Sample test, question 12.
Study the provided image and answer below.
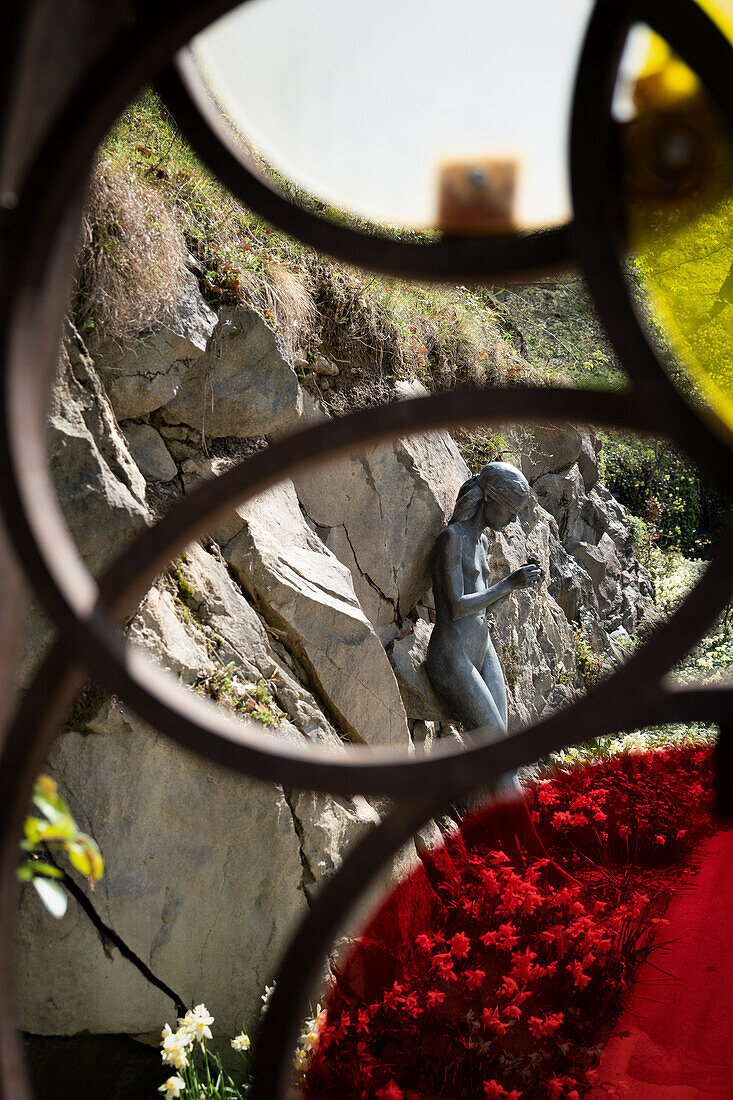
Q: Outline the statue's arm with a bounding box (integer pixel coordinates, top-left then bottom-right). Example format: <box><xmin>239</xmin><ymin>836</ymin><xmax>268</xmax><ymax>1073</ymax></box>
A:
<box><xmin>441</xmin><ymin>530</ymin><xmax>514</xmax><ymax>621</ymax></box>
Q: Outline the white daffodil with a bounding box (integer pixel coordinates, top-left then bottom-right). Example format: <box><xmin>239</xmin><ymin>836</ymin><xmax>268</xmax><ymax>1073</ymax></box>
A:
<box><xmin>180</xmin><ymin>1003</ymin><xmax>214</xmax><ymax>1045</ymax></box>
<box><xmin>260</xmin><ymin>983</ymin><xmax>275</xmax><ymax>1017</ymax></box>
<box><xmin>158</xmin><ymin>1075</ymin><xmax>185</xmax><ymax>1100</ymax></box>
<box><xmin>160</xmin><ymin>1028</ymin><xmax>190</xmax><ymax>1071</ymax></box>
<box><xmin>231</xmin><ymin>1032</ymin><xmax>251</xmax><ymax>1052</ymax></box>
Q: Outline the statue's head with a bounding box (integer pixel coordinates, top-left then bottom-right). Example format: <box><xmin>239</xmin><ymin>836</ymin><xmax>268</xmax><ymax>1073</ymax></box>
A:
<box><xmin>450</xmin><ymin>461</ymin><xmax>530</xmax><ymax>530</ymax></box>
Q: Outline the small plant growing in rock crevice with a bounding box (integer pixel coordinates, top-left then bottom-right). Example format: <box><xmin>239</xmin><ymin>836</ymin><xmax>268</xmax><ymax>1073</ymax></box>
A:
<box><xmin>573</xmin><ymin>627</ymin><xmax>606</xmax><ymax>688</ymax></box>
<box><xmin>195</xmin><ymin>664</ymin><xmax>284</xmax><ymax>728</ymax></box>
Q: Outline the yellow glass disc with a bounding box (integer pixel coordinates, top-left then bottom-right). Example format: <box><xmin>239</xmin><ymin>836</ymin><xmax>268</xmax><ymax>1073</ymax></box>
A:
<box><xmin>624</xmin><ymin>3</ymin><xmax>733</xmax><ymax>429</ymax></box>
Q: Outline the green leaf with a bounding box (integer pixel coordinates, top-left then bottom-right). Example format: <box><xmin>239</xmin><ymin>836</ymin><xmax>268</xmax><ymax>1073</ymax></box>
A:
<box><xmin>32</xmin><ymin>861</ymin><xmax>65</xmax><ymax>880</ymax></box>
<box><xmin>38</xmin><ymin>817</ymin><xmax>77</xmax><ymax>843</ymax></box>
<box><xmin>33</xmin><ymin>877</ymin><xmax>68</xmax><ymax>918</ymax></box>
<box><xmin>68</xmin><ymin>838</ymin><xmax>104</xmax><ymax>881</ymax></box>
<box><xmin>23</xmin><ymin>816</ymin><xmax>44</xmax><ymax>846</ymax></box>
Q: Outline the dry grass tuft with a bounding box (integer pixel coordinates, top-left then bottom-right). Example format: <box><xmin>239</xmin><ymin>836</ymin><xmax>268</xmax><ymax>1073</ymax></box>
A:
<box><xmin>73</xmin><ymin>159</ymin><xmax>189</xmax><ymax>341</ymax></box>
<box><xmin>261</xmin><ymin>259</ymin><xmax>317</xmax><ymax>360</ymax></box>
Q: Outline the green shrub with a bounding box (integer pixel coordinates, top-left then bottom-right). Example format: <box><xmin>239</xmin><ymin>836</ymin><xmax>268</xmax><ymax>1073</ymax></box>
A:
<box><xmin>600</xmin><ymin>432</ymin><xmax>726</xmax><ymax>555</ymax></box>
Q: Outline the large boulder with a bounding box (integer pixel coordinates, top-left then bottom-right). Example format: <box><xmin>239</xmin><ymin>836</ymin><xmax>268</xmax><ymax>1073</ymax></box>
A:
<box><xmin>90</xmin><ymin>270</ymin><xmax>217</xmax><ymax>420</ymax></box>
<box><xmin>519</xmin><ymin>423</ymin><xmax>583</xmax><ymax>483</ymax></box>
<box><xmin>17</xmin><ymin>700</ymin><xmax>306</xmax><ymax>1040</ymax></box>
<box><xmin>220</xmin><ymin>480</ymin><xmax>411</xmax><ymax>748</ymax></box>
<box><xmin>160</xmin><ymin>308</ymin><xmax>303</xmax><ymax>440</ymax></box>
<box><xmin>294</xmin><ymin>394</ymin><xmax>470</xmax><ymax>643</ymax></box>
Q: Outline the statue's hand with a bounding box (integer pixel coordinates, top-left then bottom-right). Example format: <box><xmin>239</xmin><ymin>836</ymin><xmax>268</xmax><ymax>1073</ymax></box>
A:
<box><xmin>509</xmin><ymin>562</ymin><xmax>543</xmax><ymax>590</ymax></box>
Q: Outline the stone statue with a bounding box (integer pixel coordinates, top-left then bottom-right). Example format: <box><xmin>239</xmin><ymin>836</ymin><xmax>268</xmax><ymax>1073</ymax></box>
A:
<box><xmin>425</xmin><ymin>461</ymin><xmax>557</xmax><ymax>867</ymax></box>
<box><xmin>426</xmin><ymin>461</ymin><xmax>540</xmax><ymax>738</ymax></box>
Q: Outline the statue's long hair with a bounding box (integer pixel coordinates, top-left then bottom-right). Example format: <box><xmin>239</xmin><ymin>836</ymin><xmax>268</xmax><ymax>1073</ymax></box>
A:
<box><xmin>449</xmin><ymin>462</ymin><xmax>530</xmax><ymax>525</ymax></box>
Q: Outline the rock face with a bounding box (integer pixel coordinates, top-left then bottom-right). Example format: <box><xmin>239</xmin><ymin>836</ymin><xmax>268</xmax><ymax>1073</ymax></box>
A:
<box><xmin>19</xmin><ymin>315</ymin><xmax>659</xmax><ymax>1047</ymax></box>
<box><xmin>160</xmin><ymin>307</ymin><xmax>303</xmax><ymax>440</ymax></box>
<box><xmin>48</xmin><ymin>327</ymin><xmax>150</xmax><ymax>575</ymax></box>
<box><xmin>220</xmin><ymin>480</ymin><xmax>411</xmax><ymax>748</ymax></box>
<box><xmin>18</xmin><ymin>700</ymin><xmax>306</xmax><ymax>1040</ymax></box>
<box><xmin>534</xmin><ymin>468</ymin><xmax>657</xmax><ymax>641</ymax></box>
<box><xmin>387</xmin><ymin>424</ymin><xmax>657</xmax><ymax>730</ymax></box>
<box><xmin>121</xmin><ymin>422</ymin><xmax>178</xmax><ymax>483</ymax></box>
<box><xmin>90</xmin><ymin>270</ymin><xmax>217</xmax><ymax>420</ymax></box>
<box><xmin>295</xmin><ymin>416</ymin><xmax>470</xmax><ymax>644</ymax></box>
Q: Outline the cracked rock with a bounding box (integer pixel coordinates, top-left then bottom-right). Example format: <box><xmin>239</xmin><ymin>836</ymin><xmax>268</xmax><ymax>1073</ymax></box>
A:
<box><xmin>219</xmin><ymin>479</ymin><xmax>411</xmax><ymax>747</ymax></box>
<box><xmin>17</xmin><ymin>701</ymin><xmax>305</xmax><ymax>1040</ymax></box>
<box><xmin>160</xmin><ymin>308</ymin><xmax>302</xmax><ymax>440</ymax></box>
<box><xmin>294</xmin><ymin>392</ymin><xmax>469</xmax><ymax>639</ymax></box>
<box><xmin>90</xmin><ymin>269</ymin><xmax>217</xmax><ymax>420</ymax></box>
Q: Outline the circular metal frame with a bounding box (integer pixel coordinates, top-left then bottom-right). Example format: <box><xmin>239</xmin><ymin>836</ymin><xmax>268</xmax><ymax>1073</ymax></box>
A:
<box><xmin>160</xmin><ymin>48</ymin><xmax>574</xmax><ymax>283</ymax></box>
<box><xmin>1</xmin><ymin>2</ymin><xmax>732</xmax><ymax>1098</ymax></box>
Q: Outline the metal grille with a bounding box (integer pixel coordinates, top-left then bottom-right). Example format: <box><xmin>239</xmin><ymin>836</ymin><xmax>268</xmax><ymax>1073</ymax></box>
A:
<box><xmin>1</xmin><ymin>2</ymin><xmax>731</xmax><ymax>1097</ymax></box>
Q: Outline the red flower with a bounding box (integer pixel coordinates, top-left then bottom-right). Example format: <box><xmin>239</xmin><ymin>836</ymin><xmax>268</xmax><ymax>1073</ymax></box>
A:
<box><xmin>481</xmin><ymin>868</ymin><xmax>500</xmax><ymax>894</ymax></box>
<box><xmin>426</xmin><ymin>989</ymin><xmax>446</xmax><ymax>1007</ymax></box>
<box><xmin>383</xmin><ymin>982</ymin><xmax>404</xmax><ymax>1008</ymax></box>
<box><xmin>415</xmin><ymin>933</ymin><xmax>433</xmax><ymax>953</ymax></box>
<box><xmin>481</xmin><ymin>1007</ymin><xmax>508</xmax><ymax>1035</ymax></box>
<box><xmin>432</xmin><ymin>953</ymin><xmax>457</xmax><ymax>981</ymax></box>
<box><xmin>537</xmin><ymin>784</ymin><xmax>558</xmax><ymax>805</ymax></box>
<box><xmin>483</xmin><ymin>1082</ymin><xmax>505</xmax><ymax>1099</ymax></box>
<box><xmin>510</xmin><ymin>948</ymin><xmax>539</xmax><ymax>983</ymax></box>
<box><xmin>497</xmin><ymin>923</ymin><xmax>519</xmax><ymax>950</ymax></box>
<box><xmin>376</xmin><ymin>1083</ymin><xmax>403</xmax><ymax>1100</ymax></box>
<box><xmin>568</xmin><ymin>960</ymin><xmax>591</xmax><ymax>989</ymax></box>
<box><xmin>527</xmin><ymin>1012</ymin><xmax>564</xmax><ymax>1038</ymax></box>
<box><xmin>464</xmin><ymin>968</ymin><xmax>485</xmax><ymax>990</ymax></box>
<box><xmin>450</xmin><ymin>931</ymin><xmax>471</xmax><ymax>958</ymax></box>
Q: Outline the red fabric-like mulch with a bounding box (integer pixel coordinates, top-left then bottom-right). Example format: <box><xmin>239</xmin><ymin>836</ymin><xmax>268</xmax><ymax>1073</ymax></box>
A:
<box><xmin>304</xmin><ymin>745</ymin><xmax>718</xmax><ymax>1100</ymax></box>
<box><xmin>588</xmin><ymin>829</ymin><xmax>733</xmax><ymax>1099</ymax></box>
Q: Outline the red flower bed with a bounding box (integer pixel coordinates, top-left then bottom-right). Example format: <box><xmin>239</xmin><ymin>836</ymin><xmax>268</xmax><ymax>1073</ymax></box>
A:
<box><xmin>304</xmin><ymin>745</ymin><xmax>715</xmax><ymax>1100</ymax></box>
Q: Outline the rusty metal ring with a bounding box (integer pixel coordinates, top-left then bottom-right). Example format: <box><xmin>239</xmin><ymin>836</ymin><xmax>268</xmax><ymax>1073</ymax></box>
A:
<box><xmin>159</xmin><ymin>52</ymin><xmax>573</xmax><ymax>283</ymax></box>
<box><xmin>2</xmin><ymin>1</ymin><xmax>733</xmax><ymax>1097</ymax></box>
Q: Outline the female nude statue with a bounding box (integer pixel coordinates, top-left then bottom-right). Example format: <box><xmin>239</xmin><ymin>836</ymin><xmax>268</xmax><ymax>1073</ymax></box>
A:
<box><xmin>426</xmin><ymin>461</ymin><xmax>555</xmax><ymax>866</ymax></box>
<box><xmin>426</xmin><ymin>461</ymin><xmax>540</xmax><ymax>738</ymax></box>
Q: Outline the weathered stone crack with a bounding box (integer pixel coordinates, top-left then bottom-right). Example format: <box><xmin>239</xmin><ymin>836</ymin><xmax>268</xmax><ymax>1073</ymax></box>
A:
<box><xmin>46</xmin><ymin>852</ymin><xmax>186</xmax><ymax>1016</ymax></box>
<box><xmin>295</xmin><ymin>488</ymin><xmax>397</xmax><ymax>615</ymax></box>
<box><xmin>230</xmin><ymin>580</ymin><xmax>367</xmax><ymax>744</ymax></box>
<box><xmin>198</xmin><ymin>844</ymin><xmax>233</xmax><ymax>989</ymax></box>
<box><xmin>282</xmin><ymin>789</ymin><xmax>316</xmax><ymax>907</ymax></box>
<box><xmin>339</xmin><ymin>522</ymin><xmax>398</xmax><ymax>615</ymax></box>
